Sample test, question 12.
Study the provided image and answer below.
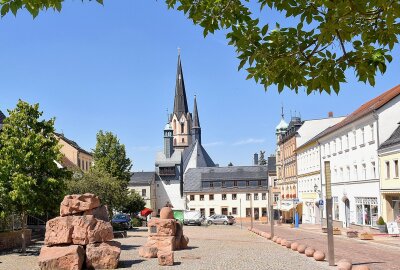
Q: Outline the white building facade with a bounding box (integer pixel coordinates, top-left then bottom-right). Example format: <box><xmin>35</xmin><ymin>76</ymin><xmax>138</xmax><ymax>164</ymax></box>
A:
<box><xmin>319</xmin><ymin>86</ymin><xmax>400</xmax><ymax>228</ymax></box>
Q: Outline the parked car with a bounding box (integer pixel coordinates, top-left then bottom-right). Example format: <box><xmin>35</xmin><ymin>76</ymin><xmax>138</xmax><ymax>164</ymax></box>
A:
<box><xmin>206</xmin><ymin>214</ymin><xmax>235</xmax><ymax>225</ymax></box>
<box><xmin>111</xmin><ymin>213</ymin><xmax>131</xmax><ymax>230</ymax></box>
<box><xmin>183</xmin><ymin>210</ymin><xmax>203</xmax><ymax>226</ymax></box>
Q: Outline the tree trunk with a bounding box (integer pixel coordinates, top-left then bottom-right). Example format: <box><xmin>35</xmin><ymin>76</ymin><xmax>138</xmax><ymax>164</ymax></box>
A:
<box><xmin>21</xmin><ymin>211</ymin><xmax>26</xmax><ymax>254</ymax></box>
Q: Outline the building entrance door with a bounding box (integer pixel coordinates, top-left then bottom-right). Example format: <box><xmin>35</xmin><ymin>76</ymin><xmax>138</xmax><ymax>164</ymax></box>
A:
<box><xmin>254</xmin><ymin>208</ymin><xmax>259</xmax><ymax>220</ymax></box>
<box><xmin>344</xmin><ymin>199</ymin><xmax>350</xmax><ymax>228</ymax></box>
<box><xmin>222</xmin><ymin>207</ymin><xmax>228</xmax><ymax>216</ymax></box>
<box><xmin>392</xmin><ymin>199</ymin><xmax>400</xmax><ymax>221</ymax></box>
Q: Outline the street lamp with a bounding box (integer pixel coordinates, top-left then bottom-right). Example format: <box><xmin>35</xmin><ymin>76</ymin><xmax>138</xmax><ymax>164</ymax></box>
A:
<box><xmin>314</xmin><ymin>184</ymin><xmax>323</xmax><ymax>227</ymax></box>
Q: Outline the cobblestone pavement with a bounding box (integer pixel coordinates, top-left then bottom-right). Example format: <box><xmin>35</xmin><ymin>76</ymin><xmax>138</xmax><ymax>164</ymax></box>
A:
<box><xmin>0</xmin><ymin>225</ymin><xmax>334</xmax><ymax>270</ymax></box>
<box><xmin>251</xmin><ymin>222</ymin><xmax>400</xmax><ymax>270</ymax></box>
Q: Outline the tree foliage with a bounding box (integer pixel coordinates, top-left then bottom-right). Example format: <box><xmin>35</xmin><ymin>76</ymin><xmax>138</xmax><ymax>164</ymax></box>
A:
<box><xmin>0</xmin><ymin>0</ymin><xmax>102</xmax><ymax>18</ymax></box>
<box><xmin>92</xmin><ymin>130</ymin><xmax>132</xmax><ymax>184</ymax></box>
<box><xmin>259</xmin><ymin>150</ymin><xmax>267</xmax><ymax>165</ymax></box>
<box><xmin>121</xmin><ymin>190</ymin><xmax>146</xmax><ymax>216</ymax></box>
<box><xmin>166</xmin><ymin>0</ymin><xmax>399</xmax><ymax>94</ymax></box>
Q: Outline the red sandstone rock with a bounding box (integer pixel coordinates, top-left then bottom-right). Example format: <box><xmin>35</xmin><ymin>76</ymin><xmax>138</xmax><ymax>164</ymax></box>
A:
<box><xmin>71</xmin><ymin>215</ymin><xmax>97</xmax><ymax>245</ymax></box>
<box><xmin>138</xmin><ymin>246</ymin><xmax>158</xmax><ymax>258</ymax></box>
<box><xmin>337</xmin><ymin>259</ymin><xmax>352</xmax><ymax>270</ymax></box>
<box><xmin>280</xmin><ymin>239</ymin><xmax>287</xmax><ymax>246</ymax></box>
<box><xmin>157</xmin><ymin>250</ymin><xmax>174</xmax><ymax>266</ymax></box>
<box><xmin>291</xmin><ymin>242</ymin><xmax>299</xmax><ymax>251</ymax></box>
<box><xmin>272</xmin><ymin>236</ymin><xmax>278</xmax><ymax>242</ymax></box>
<box><xmin>305</xmin><ymin>247</ymin><xmax>315</xmax><ymax>257</ymax></box>
<box><xmin>87</xmin><ymin>219</ymin><xmax>114</xmax><ymax>244</ymax></box>
<box><xmin>276</xmin><ymin>237</ymin><xmax>282</xmax><ymax>244</ymax></box>
<box><xmin>265</xmin><ymin>233</ymin><xmax>272</xmax><ymax>239</ymax></box>
<box><xmin>297</xmin><ymin>244</ymin><xmax>307</xmax><ymax>253</ymax></box>
<box><xmin>148</xmin><ymin>218</ymin><xmax>176</xmax><ymax>236</ymax></box>
<box><xmin>84</xmin><ymin>205</ymin><xmax>109</xmax><ymax>222</ymax></box>
<box><xmin>60</xmin><ymin>194</ymin><xmax>100</xmax><ymax>217</ymax></box>
<box><xmin>147</xmin><ymin>236</ymin><xmax>176</xmax><ymax>251</ymax></box>
<box><xmin>160</xmin><ymin>207</ymin><xmax>174</xmax><ymax>219</ymax></box>
<box><xmin>285</xmin><ymin>241</ymin><xmax>292</xmax><ymax>248</ymax></box>
<box><xmin>85</xmin><ymin>241</ymin><xmax>121</xmax><ymax>269</ymax></box>
<box><xmin>45</xmin><ymin>216</ymin><xmax>75</xmax><ymax>246</ymax></box>
<box><xmin>38</xmin><ymin>245</ymin><xmax>84</xmax><ymax>270</ymax></box>
<box><xmin>313</xmin><ymin>250</ymin><xmax>325</xmax><ymax>261</ymax></box>
<box><xmin>352</xmin><ymin>266</ymin><xmax>369</xmax><ymax>270</ymax></box>
<box><xmin>174</xmin><ymin>222</ymin><xmax>183</xmax><ymax>250</ymax></box>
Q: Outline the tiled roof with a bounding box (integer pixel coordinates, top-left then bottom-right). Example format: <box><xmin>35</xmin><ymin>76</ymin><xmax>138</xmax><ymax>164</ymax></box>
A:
<box><xmin>129</xmin><ymin>172</ymin><xmax>155</xmax><ymax>186</ymax></box>
<box><xmin>0</xmin><ymin>110</ymin><xmax>5</xmax><ymax>124</ymax></box>
<box><xmin>379</xmin><ymin>124</ymin><xmax>400</xmax><ymax>151</ymax></box>
<box><xmin>313</xmin><ymin>84</ymin><xmax>400</xmax><ymax>141</ymax></box>
<box><xmin>182</xmin><ymin>140</ymin><xmax>215</xmax><ymax>172</ymax></box>
<box><xmin>184</xmin><ymin>166</ymin><xmax>268</xmax><ymax>192</ymax></box>
<box><xmin>55</xmin><ymin>132</ymin><xmax>93</xmax><ymax>156</ymax></box>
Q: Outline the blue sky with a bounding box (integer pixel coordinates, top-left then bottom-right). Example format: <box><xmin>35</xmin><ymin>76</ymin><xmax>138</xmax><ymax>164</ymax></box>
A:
<box><xmin>1</xmin><ymin>1</ymin><xmax>399</xmax><ymax>171</ymax></box>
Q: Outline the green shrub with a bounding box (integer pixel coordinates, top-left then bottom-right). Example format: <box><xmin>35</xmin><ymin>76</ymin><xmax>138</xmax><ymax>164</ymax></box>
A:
<box><xmin>131</xmin><ymin>217</ymin><xmax>142</xmax><ymax>227</ymax></box>
<box><xmin>377</xmin><ymin>216</ymin><xmax>386</xmax><ymax>225</ymax></box>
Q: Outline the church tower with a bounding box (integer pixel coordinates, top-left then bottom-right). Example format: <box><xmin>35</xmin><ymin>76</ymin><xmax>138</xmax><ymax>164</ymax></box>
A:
<box><xmin>191</xmin><ymin>95</ymin><xmax>201</xmax><ymax>144</ymax></box>
<box><xmin>170</xmin><ymin>53</ymin><xmax>192</xmax><ymax>150</ymax></box>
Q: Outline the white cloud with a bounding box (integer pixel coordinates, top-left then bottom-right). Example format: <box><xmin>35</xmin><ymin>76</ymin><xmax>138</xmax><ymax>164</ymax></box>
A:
<box><xmin>233</xmin><ymin>138</ymin><xmax>265</xmax><ymax>146</ymax></box>
<box><xmin>203</xmin><ymin>141</ymin><xmax>224</xmax><ymax>147</ymax></box>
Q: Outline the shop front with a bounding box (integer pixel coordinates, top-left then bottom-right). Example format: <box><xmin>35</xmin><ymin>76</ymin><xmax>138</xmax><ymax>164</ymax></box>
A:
<box><xmin>381</xmin><ymin>191</ymin><xmax>400</xmax><ymax>223</ymax></box>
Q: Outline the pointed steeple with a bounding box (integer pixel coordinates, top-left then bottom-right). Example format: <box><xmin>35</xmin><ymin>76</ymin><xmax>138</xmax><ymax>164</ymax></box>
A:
<box><xmin>173</xmin><ymin>52</ymin><xmax>189</xmax><ymax>118</ymax></box>
<box><xmin>192</xmin><ymin>95</ymin><xmax>201</xmax><ymax>144</ymax></box>
<box><xmin>192</xmin><ymin>95</ymin><xmax>200</xmax><ymax>128</ymax></box>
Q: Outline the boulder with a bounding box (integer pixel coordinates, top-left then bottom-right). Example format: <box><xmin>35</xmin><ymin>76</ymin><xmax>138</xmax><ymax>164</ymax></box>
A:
<box><xmin>280</xmin><ymin>239</ymin><xmax>287</xmax><ymax>246</ymax></box>
<box><xmin>272</xmin><ymin>236</ymin><xmax>278</xmax><ymax>242</ymax></box>
<box><xmin>38</xmin><ymin>245</ymin><xmax>84</xmax><ymax>270</ymax></box>
<box><xmin>276</xmin><ymin>237</ymin><xmax>282</xmax><ymax>244</ymax></box>
<box><xmin>352</xmin><ymin>266</ymin><xmax>369</xmax><ymax>270</ymax></box>
<box><xmin>313</xmin><ymin>250</ymin><xmax>325</xmax><ymax>261</ymax></box>
<box><xmin>87</xmin><ymin>219</ymin><xmax>114</xmax><ymax>244</ymax></box>
<box><xmin>71</xmin><ymin>215</ymin><xmax>97</xmax><ymax>245</ymax></box>
<box><xmin>45</xmin><ymin>216</ymin><xmax>75</xmax><ymax>246</ymax></box>
<box><xmin>297</xmin><ymin>244</ymin><xmax>307</xmax><ymax>253</ymax></box>
<box><xmin>180</xmin><ymin>235</ymin><xmax>189</xmax><ymax>249</ymax></box>
<box><xmin>174</xmin><ymin>221</ymin><xmax>183</xmax><ymax>250</ymax></box>
<box><xmin>84</xmin><ymin>205</ymin><xmax>110</xmax><ymax>222</ymax></box>
<box><xmin>146</xmin><ymin>236</ymin><xmax>176</xmax><ymax>251</ymax></box>
<box><xmin>337</xmin><ymin>259</ymin><xmax>352</xmax><ymax>270</ymax></box>
<box><xmin>60</xmin><ymin>194</ymin><xmax>100</xmax><ymax>217</ymax></box>
<box><xmin>148</xmin><ymin>218</ymin><xmax>176</xmax><ymax>236</ymax></box>
<box><xmin>138</xmin><ymin>246</ymin><xmax>158</xmax><ymax>258</ymax></box>
<box><xmin>160</xmin><ymin>207</ymin><xmax>174</xmax><ymax>219</ymax></box>
<box><xmin>285</xmin><ymin>241</ymin><xmax>292</xmax><ymax>248</ymax></box>
<box><xmin>265</xmin><ymin>233</ymin><xmax>272</xmax><ymax>239</ymax></box>
<box><xmin>305</xmin><ymin>247</ymin><xmax>315</xmax><ymax>257</ymax></box>
<box><xmin>157</xmin><ymin>250</ymin><xmax>174</xmax><ymax>266</ymax></box>
<box><xmin>291</xmin><ymin>242</ymin><xmax>299</xmax><ymax>251</ymax></box>
<box><xmin>85</xmin><ymin>241</ymin><xmax>121</xmax><ymax>270</ymax></box>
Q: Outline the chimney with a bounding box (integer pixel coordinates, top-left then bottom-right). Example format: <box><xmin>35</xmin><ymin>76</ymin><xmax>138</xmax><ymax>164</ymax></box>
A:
<box><xmin>328</xmin><ymin>111</ymin><xmax>333</xmax><ymax>118</ymax></box>
<box><xmin>254</xmin><ymin>153</ymin><xmax>259</xmax><ymax>165</ymax></box>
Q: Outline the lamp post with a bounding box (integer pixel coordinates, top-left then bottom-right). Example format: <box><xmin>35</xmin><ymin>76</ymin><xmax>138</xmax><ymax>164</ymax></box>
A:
<box><xmin>314</xmin><ymin>184</ymin><xmax>323</xmax><ymax>227</ymax></box>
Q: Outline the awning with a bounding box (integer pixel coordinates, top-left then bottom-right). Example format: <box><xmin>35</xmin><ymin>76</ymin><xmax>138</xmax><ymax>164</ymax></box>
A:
<box><xmin>140</xmin><ymin>208</ymin><xmax>153</xmax><ymax>217</ymax></box>
<box><xmin>280</xmin><ymin>201</ymin><xmax>295</xmax><ymax>212</ymax></box>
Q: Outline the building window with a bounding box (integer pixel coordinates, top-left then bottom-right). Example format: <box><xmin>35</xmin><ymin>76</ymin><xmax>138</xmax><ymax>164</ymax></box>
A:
<box><xmin>353</xmin><ymin>165</ymin><xmax>358</xmax><ymax>180</ymax></box>
<box><xmin>353</xmin><ymin>130</ymin><xmax>357</xmax><ymax>147</ymax></box>
<box><xmin>221</xmin><ymin>207</ymin><xmax>228</xmax><ymax>215</ymax></box>
<box><xmin>210</xmin><ymin>208</ymin><xmax>215</xmax><ymax>216</ymax></box>
<box><xmin>232</xmin><ymin>194</ymin><xmax>237</xmax><ymax>200</ymax></box>
<box><xmin>233</xmin><ymin>181</ymin><xmax>238</xmax><ymax>187</ymax></box>
<box><xmin>361</xmin><ymin>127</ymin><xmax>365</xmax><ymax>145</ymax></box>
<box><xmin>222</xmin><ymin>194</ymin><xmax>227</xmax><ymax>200</ymax></box>
<box><xmin>142</xmin><ymin>189</ymin><xmax>146</xmax><ymax>197</ymax></box>
<box><xmin>254</xmin><ymin>193</ymin><xmax>259</xmax><ymax>200</ymax></box>
<box><xmin>395</xmin><ymin>160</ymin><xmax>399</xmax><ymax>178</ymax></box>
<box><xmin>159</xmin><ymin>167</ymin><xmax>176</xmax><ymax>176</ymax></box>
<box><xmin>370</xmin><ymin>124</ymin><xmax>374</xmax><ymax>141</ymax></box>
<box><xmin>347</xmin><ymin>166</ymin><xmax>351</xmax><ymax>181</ymax></box>
<box><xmin>78</xmin><ymin>158</ymin><xmax>81</xmax><ymax>168</ymax></box>
<box><xmin>246</xmin><ymin>193</ymin><xmax>251</xmax><ymax>201</ymax></box>
<box><xmin>200</xmin><ymin>208</ymin><xmax>205</xmax><ymax>217</ymax></box>
<box><xmin>371</xmin><ymin>162</ymin><xmax>376</xmax><ymax>178</ymax></box>
<box><xmin>362</xmin><ymin>164</ymin><xmax>367</xmax><ymax>179</ymax></box>
<box><xmin>246</xmin><ymin>208</ymin><xmax>252</xmax><ymax>217</ymax></box>
<box><xmin>182</xmin><ymin>138</ymin><xmax>185</xmax><ymax>143</ymax></box>
<box><xmin>181</xmin><ymin>123</ymin><xmax>184</xmax><ymax>134</ymax></box>
<box><xmin>355</xmin><ymin>197</ymin><xmax>378</xmax><ymax>226</ymax></box>
<box><xmin>340</xmin><ymin>167</ymin><xmax>344</xmax><ymax>181</ymax></box>
<box><xmin>262</xmin><ymin>207</ymin><xmax>267</xmax><ymax>217</ymax></box>
<box><xmin>274</xmin><ymin>194</ymin><xmax>279</xmax><ymax>202</ymax></box>
<box><xmin>190</xmin><ymin>195</ymin><xmax>195</xmax><ymax>201</ymax></box>
<box><xmin>209</xmin><ymin>194</ymin><xmax>214</xmax><ymax>201</ymax></box>
<box><xmin>222</xmin><ymin>181</ymin><xmax>226</xmax><ymax>187</ymax></box>
<box><xmin>262</xmin><ymin>193</ymin><xmax>266</xmax><ymax>200</ymax></box>
<box><xmin>333</xmin><ymin>140</ymin><xmax>336</xmax><ymax>153</ymax></box>
<box><xmin>200</xmin><ymin>195</ymin><xmax>204</xmax><ymax>201</ymax></box>
<box><xmin>386</xmin><ymin>161</ymin><xmax>390</xmax><ymax>179</ymax></box>
<box><xmin>346</xmin><ymin>134</ymin><xmax>349</xmax><ymax>149</ymax></box>
<box><xmin>232</xmin><ymin>207</ymin><xmax>237</xmax><ymax>215</ymax></box>
<box><xmin>190</xmin><ymin>208</ymin><xmax>195</xmax><ymax>211</ymax></box>
<box><xmin>338</xmin><ymin>138</ymin><xmax>342</xmax><ymax>151</ymax></box>
<box><xmin>333</xmin><ymin>197</ymin><xmax>339</xmax><ymax>220</ymax></box>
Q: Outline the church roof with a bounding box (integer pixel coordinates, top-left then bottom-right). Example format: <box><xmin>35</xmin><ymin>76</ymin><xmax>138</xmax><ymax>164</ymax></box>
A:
<box><xmin>129</xmin><ymin>171</ymin><xmax>155</xmax><ymax>186</ymax></box>
<box><xmin>182</xmin><ymin>140</ymin><xmax>215</xmax><ymax>172</ymax></box>
<box><xmin>155</xmin><ymin>149</ymin><xmax>182</xmax><ymax>167</ymax></box>
<box><xmin>379</xmin><ymin>124</ymin><xmax>400</xmax><ymax>151</ymax></box>
<box><xmin>0</xmin><ymin>110</ymin><xmax>6</xmax><ymax>125</ymax></box>
<box><xmin>173</xmin><ymin>54</ymin><xmax>189</xmax><ymax>119</ymax></box>
<box><xmin>275</xmin><ymin>118</ymin><xmax>288</xmax><ymax>133</ymax></box>
<box><xmin>192</xmin><ymin>96</ymin><xmax>200</xmax><ymax>128</ymax></box>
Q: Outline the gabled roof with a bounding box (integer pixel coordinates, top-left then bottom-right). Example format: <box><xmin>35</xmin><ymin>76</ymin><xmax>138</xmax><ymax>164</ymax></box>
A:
<box><xmin>55</xmin><ymin>132</ymin><xmax>93</xmax><ymax>156</ymax></box>
<box><xmin>0</xmin><ymin>110</ymin><xmax>5</xmax><ymax>124</ymax></box>
<box><xmin>182</xmin><ymin>140</ymin><xmax>215</xmax><ymax>172</ymax></box>
<box><xmin>129</xmin><ymin>171</ymin><xmax>155</xmax><ymax>186</ymax></box>
<box><xmin>379</xmin><ymin>124</ymin><xmax>400</xmax><ymax>151</ymax></box>
<box><xmin>320</xmin><ymin>84</ymin><xmax>400</xmax><ymax>139</ymax></box>
<box><xmin>173</xmin><ymin>54</ymin><xmax>189</xmax><ymax>119</ymax></box>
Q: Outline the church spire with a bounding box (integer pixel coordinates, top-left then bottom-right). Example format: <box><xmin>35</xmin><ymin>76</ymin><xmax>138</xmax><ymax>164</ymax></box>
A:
<box><xmin>173</xmin><ymin>51</ymin><xmax>189</xmax><ymax>118</ymax></box>
<box><xmin>192</xmin><ymin>95</ymin><xmax>201</xmax><ymax>144</ymax></box>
